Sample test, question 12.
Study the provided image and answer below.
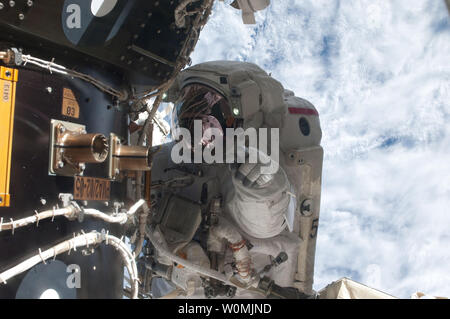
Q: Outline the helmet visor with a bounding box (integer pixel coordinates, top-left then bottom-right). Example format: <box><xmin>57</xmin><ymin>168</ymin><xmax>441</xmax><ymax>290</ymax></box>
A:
<box><xmin>171</xmin><ymin>84</ymin><xmax>234</xmax><ymax>148</ymax></box>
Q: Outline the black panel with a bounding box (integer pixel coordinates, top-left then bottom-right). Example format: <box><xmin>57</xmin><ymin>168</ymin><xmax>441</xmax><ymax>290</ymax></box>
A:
<box><xmin>0</xmin><ymin>67</ymin><xmax>128</xmax><ymax>299</ymax></box>
<box><xmin>0</xmin><ymin>0</ymin><xmax>203</xmax><ymax>299</ymax></box>
<box><xmin>0</xmin><ymin>0</ymin><xmax>195</xmax><ymax>91</ymax></box>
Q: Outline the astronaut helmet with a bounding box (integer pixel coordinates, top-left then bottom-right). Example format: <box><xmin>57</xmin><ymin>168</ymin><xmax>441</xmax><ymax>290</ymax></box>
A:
<box><xmin>171</xmin><ymin>83</ymin><xmax>237</xmax><ymax>150</ymax></box>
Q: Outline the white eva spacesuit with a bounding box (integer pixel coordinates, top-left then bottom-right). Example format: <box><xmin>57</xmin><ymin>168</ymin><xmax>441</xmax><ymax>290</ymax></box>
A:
<box><xmin>146</xmin><ymin>61</ymin><xmax>323</xmax><ymax>299</ymax></box>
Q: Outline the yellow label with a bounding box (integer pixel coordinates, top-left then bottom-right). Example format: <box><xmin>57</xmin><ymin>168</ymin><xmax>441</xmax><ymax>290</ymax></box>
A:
<box><xmin>62</xmin><ymin>88</ymin><xmax>80</xmax><ymax>119</ymax></box>
<box><xmin>0</xmin><ymin>67</ymin><xmax>18</xmax><ymax>208</ymax></box>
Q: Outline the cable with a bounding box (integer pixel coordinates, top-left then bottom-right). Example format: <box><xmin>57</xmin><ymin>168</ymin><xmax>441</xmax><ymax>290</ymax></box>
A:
<box><xmin>0</xmin><ymin>200</ymin><xmax>148</xmax><ymax>233</ymax></box>
<box><xmin>146</xmin><ymin>224</ymin><xmax>234</xmax><ymax>286</ymax></box>
<box><xmin>135</xmin><ymin>0</ymin><xmax>214</xmax><ymax>124</ymax></box>
<box><xmin>20</xmin><ymin>54</ymin><xmax>125</xmax><ymax>100</ymax></box>
<box><xmin>0</xmin><ymin>207</ymin><xmax>77</xmax><ymax>232</ymax></box>
<box><xmin>153</xmin><ymin>112</ymin><xmax>170</xmax><ymax>137</ymax></box>
<box><xmin>0</xmin><ymin>230</ymin><xmax>139</xmax><ymax>299</ymax></box>
<box><xmin>83</xmin><ymin>209</ymin><xmax>129</xmax><ymax>225</ymax></box>
<box><xmin>129</xmin><ymin>200</ymin><xmax>150</xmax><ymax>258</ymax></box>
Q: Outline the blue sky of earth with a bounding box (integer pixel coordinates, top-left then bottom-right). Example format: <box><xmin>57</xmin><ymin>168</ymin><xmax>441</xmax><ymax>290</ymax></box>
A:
<box><xmin>183</xmin><ymin>0</ymin><xmax>450</xmax><ymax>298</ymax></box>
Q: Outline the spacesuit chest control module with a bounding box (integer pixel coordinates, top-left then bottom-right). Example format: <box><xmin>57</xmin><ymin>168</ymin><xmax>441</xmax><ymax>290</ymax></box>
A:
<box><xmin>143</xmin><ymin>61</ymin><xmax>324</xmax><ymax>299</ymax></box>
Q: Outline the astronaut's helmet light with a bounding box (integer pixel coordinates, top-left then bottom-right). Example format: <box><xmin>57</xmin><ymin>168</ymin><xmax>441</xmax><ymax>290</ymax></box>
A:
<box><xmin>171</xmin><ymin>84</ymin><xmax>235</xmax><ymax>149</ymax></box>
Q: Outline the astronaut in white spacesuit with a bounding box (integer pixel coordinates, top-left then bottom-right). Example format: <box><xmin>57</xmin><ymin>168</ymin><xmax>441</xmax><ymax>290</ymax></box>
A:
<box><xmin>146</xmin><ymin>61</ymin><xmax>323</xmax><ymax>299</ymax></box>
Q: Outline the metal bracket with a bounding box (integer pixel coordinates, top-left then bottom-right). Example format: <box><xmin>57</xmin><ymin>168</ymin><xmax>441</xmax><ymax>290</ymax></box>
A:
<box><xmin>108</xmin><ymin>133</ymin><xmax>151</xmax><ymax>180</ymax></box>
<box><xmin>58</xmin><ymin>193</ymin><xmax>74</xmax><ymax>207</ymax></box>
<box><xmin>49</xmin><ymin>120</ymin><xmax>86</xmax><ymax>176</ymax></box>
<box><xmin>49</xmin><ymin>120</ymin><xmax>109</xmax><ymax>177</ymax></box>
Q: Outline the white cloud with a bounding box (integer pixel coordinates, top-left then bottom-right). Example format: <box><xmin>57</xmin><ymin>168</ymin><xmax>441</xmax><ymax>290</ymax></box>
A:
<box><xmin>191</xmin><ymin>0</ymin><xmax>450</xmax><ymax>298</ymax></box>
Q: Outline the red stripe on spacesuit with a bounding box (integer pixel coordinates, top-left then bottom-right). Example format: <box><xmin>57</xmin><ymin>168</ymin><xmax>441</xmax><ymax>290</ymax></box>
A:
<box><xmin>288</xmin><ymin>107</ymin><xmax>319</xmax><ymax>116</ymax></box>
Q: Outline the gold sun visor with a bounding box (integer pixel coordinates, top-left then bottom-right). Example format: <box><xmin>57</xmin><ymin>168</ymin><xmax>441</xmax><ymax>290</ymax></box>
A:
<box><xmin>0</xmin><ymin>67</ymin><xmax>18</xmax><ymax>207</ymax></box>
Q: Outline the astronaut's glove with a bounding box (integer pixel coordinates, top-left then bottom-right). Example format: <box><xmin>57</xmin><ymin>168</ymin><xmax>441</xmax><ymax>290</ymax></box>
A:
<box><xmin>230</xmin><ymin>147</ymin><xmax>279</xmax><ymax>189</ymax></box>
